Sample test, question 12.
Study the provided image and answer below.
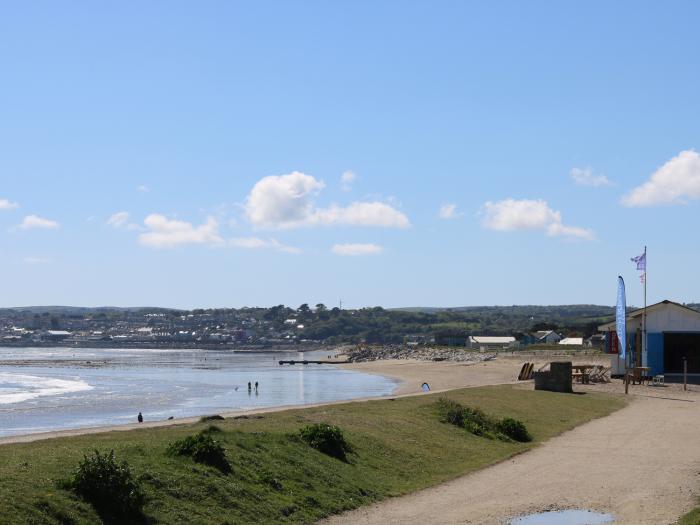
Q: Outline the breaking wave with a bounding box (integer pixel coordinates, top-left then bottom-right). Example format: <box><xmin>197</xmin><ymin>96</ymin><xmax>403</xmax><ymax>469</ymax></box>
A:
<box><xmin>0</xmin><ymin>373</ymin><xmax>93</xmax><ymax>404</ymax></box>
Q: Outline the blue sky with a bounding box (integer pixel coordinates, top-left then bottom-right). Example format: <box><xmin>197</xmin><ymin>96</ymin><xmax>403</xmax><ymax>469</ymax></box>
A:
<box><xmin>2</xmin><ymin>1</ymin><xmax>699</xmax><ymax>309</ymax></box>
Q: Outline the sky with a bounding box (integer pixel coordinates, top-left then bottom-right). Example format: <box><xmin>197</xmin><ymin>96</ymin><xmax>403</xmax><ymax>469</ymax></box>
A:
<box><xmin>1</xmin><ymin>1</ymin><xmax>700</xmax><ymax>309</ymax></box>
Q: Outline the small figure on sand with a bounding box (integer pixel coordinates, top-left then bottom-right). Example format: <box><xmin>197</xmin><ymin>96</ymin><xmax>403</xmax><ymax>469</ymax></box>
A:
<box><xmin>137</xmin><ymin>412</ymin><xmax>143</xmax><ymax>423</ymax></box>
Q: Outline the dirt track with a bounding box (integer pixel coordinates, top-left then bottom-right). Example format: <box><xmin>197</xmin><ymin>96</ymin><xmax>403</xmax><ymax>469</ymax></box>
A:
<box><xmin>323</xmin><ymin>370</ymin><xmax>700</xmax><ymax>525</ymax></box>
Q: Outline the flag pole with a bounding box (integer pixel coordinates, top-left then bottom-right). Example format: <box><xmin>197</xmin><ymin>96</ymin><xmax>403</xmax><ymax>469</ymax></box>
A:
<box><xmin>643</xmin><ymin>245</ymin><xmax>647</xmax><ymax>367</ymax></box>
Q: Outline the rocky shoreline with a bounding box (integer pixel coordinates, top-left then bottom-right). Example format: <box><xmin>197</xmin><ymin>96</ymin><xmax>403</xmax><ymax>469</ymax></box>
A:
<box><xmin>341</xmin><ymin>344</ymin><xmax>496</xmax><ymax>363</ymax></box>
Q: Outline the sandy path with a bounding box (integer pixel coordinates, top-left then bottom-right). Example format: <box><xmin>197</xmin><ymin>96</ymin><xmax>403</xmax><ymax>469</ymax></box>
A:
<box><xmin>323</xmin><ymin>384</ymin><xmax>700</xmax><ymax>525</ymax></box>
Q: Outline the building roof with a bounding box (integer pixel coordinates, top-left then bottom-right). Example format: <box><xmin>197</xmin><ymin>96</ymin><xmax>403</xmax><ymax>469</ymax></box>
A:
<box><xmin>559</xmin><ymin>337</ymin><xmax>583</xmax><ymax>345</ymax></box>
<box><xmin>598</xmin><ymin>300</ymin><xmax>700</xmax><ymax>331</ymax></box>
<box><xmin>471</xmin><ymin>336</ymin><xmax>516</xmax><ymax>344</ymax></box>
<box><xmin>47</xmin><ymin>330</ymin><xmax>71</xmax><ymax>336</ymax></box>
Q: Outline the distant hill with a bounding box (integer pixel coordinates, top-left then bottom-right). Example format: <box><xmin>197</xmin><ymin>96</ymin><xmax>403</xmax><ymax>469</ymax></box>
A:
<box><xmin>0</xmin><ymin>306</ymin><xmax>178</xmax><ymax>315</ymax></box>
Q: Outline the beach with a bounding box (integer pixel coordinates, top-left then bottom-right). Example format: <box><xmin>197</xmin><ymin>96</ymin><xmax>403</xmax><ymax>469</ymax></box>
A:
<box><xmin>2</xmin><ymin>353</ymin><xmax>699</xmax><ymax>523</ymax></box>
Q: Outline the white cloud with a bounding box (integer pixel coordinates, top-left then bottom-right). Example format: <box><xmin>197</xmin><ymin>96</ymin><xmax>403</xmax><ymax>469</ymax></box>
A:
<box><xmin>18</xmin><ymin>215</ymin><xmax>59</xmax><ymax>230</ymax></box>
<box><xmin>245</xmin><ymin>171</ymin><xmax>409</xmax><ymax>229</ymax></box>
<box><xmin>137</xmin><ymin>185</ymin><xmax>150</xmax><ymax>193</ymax></box>
<box><xmin>0</xmin><ymin>199</ymin><xmax>19</xmax><ymax>210</ymax></box>
<box><xmin>438</xmin><ymin>203</ymin><xmax>463</xmax><ymax>219</ymax></box>
<box><xmin>341</xmin><ymin>170</ymin><xmax>356</xmax><ymax>191</ymax></box>
<box><xmin>571</xmin><ymin>167</ymin><xmax>611</xmax><ymax>187</ymax></box>
<box><xmin>313</xmin><ymin>202</ymin><xmax>410</xmax><ymax>228</ymax></box>
<box><xmin>24</xmin><ymin>256</ymin><xmax>51</xmax><ymax>264</ymax></box>
<box><xmin>622</xmin><ymin>150</ymin><xmax>700</xmax><ymax>207</ymax></box>
<box><xmin>107</xmin><ymin>211</ymin><xmax>130</xmax><ymax>228</ymax></box>
<box><xmin>332</xmin><ymin>243</ymin><xmax>383</xmax><ymax>256</ymax></box>
<box><xmin>139</xmin><ymin>214</ymin><xmax>223</xmax><ymax>248</ymax></box>
<box><xmin>245</xmin><ymin>171</ymin><xmax>325</xmax><ymax>228</ymax></box>
<box><xmin>480</xmin><ymin>198</ymin><xmax>594</xmax><ymax>240</ymax></box>
<box><xmin>108</xmin><ymin>211</ymin><xmax>141</xmax><ymax>231</ymax></box>
<box><xmin>230</xmin><ymin>237</ymin><xmax>301</xmax><ymax>254</ymax></box>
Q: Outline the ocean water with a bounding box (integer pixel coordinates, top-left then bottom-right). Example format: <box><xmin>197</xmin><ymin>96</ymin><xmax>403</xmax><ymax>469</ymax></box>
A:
<box><xmin>0</xmin><ymin>347</ymin><xmax>397</xmax><ymax>437</ymax></box>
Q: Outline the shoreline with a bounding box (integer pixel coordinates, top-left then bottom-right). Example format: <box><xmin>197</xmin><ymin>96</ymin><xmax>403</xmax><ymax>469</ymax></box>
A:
<box><xmin>0</xmin><ymin>355</ymin><xmax>614</xmax><ymax>445</ymax></box>
<box><xmin>0</xmin><ymin>357</ymin><xmax>525</xmax><ymax>445</ymax></box>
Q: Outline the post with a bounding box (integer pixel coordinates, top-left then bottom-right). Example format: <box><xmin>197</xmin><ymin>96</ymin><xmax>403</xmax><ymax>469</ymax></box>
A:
<box><xmin>684</xmin><ymin>357</ymin><xmax>688</xmax><ymax>391</ymax></box>
<box><xmin>643</xmin><ymin>246</ymin><xmax>647</xmax><ymax>368</ymax></box>
<box><xmin>624</xmin><ymin>370</ymin><xmax>629</xmax><ymax>394</ymax></box>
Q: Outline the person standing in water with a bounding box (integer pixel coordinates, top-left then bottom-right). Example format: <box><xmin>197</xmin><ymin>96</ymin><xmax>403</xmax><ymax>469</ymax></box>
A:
<box><xmin>255</xmin><ymin>381</ymin><xmax>259</xmax><ymax>392</ymax></box>
<box><xmin>137</xmin><ymin>412</ymin><xmax>143</xmax><ymax>423</ymax></box>
<box><xmin>247</xmin><ymin>382</ymin><xmax>251</xmax><ymax>392</ymax></box>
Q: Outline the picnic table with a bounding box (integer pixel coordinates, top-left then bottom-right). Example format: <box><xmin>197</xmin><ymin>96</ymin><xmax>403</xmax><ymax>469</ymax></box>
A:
<box><xmin>571</xmin><ymin>364</ymin><xmax>593</xmax><ymax>384</ymax></box>
<box><xmin>629</xmin><ymin>366</ymin><xmax>651</xmax><ymax>385</ymax></box>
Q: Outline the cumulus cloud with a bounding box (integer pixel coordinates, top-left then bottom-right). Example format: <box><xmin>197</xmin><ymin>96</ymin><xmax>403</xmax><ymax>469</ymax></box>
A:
<box><xmin>480</xmin><ymin>198</ymin><xmax>594</xmax><ymax>240</ymax></box>
<box><xmin>438</xmin><ymin>203</ymin><xmax>463</xmax><ymax>219</ymax></box>
<box><xmin>571</xmin><ymin>167</ymin><xmax>611</xmax><ymax>187</ymax></box>
<box><xmin>230</xmin><ymin>237</ymin><xmax>301</xmax><ymax>254</ymax></box>
<box><xmin>622</xmin><ymin>150</ymin><xmax>700</xmax><ymax>207</ymax></box>
<box><xmin>18</xmin><ymin>215</ymin><xmax>59</xmax><ymax>230</ymax></box>
<box><xmin>341</xmin><ymin>170</ymin><xmax>356</xmax><ymax>191</ymax></box>
<box><xmin>245</xmin><ymin>171</ymin><xmax>409</xmax><ymax>229</ymax></box>
<box><xmin>332</xmin><ymin>243</ymin><xmax>383</xmax><ymax>256</ymax></box>
<box><xmin>0</xmin><ymin>199</ymin><xmax>19</xmax><ymax>210</ymax></box>
<box><xmin>139</xmin><ymin>214</ymin><xmax>223</xmax><ymax>248</ymax></box>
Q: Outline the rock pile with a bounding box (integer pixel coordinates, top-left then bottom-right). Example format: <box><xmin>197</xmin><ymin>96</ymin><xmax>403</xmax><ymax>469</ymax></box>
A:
<box><xmin>343</xmin><ymin>345</ymin><xmax>496</xmax><ymax>363</ymax></box>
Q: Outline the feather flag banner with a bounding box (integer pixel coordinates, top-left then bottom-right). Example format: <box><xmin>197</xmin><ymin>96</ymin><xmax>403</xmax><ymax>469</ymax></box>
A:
<box><xmin>616</xmin><ymin>276</ymin><xmax>626</xmax><ymax>360</ymax></box>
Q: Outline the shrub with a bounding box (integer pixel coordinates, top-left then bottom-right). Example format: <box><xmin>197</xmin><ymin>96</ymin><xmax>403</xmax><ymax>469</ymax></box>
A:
<box><xmin>167</xmin><ymin>431</ymin><xmax>231</xmax><ymax>473</ymax></box>
<box><xmin>299</xmin><ymin>423</ymin><xmax>352</xmax><ymax>461</ymax></box>
<box><xmin>200</xmin><ymin>414</ymin><xmax>225</xmax><ymax>422</ymax></box>
<box><xmin>497</xmin><ymin>417</ymin><xmax>532</xmax><ymax>442</ymax></box>
<box><xmin>66</xmin><ymin>450</ymin><xmax>144</xmax><ymax>519</ymax></box>
<box><xmin>436</xmin><ymin>398</ymin><xmax>532</xmax><ymax>442</ymax></box>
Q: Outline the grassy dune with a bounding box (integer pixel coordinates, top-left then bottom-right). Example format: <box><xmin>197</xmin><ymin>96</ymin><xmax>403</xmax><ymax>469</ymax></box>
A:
<box><xmin>0</xmin><ymin>385</ymin><xmax>625</xmax><ymax>524</ymax></box>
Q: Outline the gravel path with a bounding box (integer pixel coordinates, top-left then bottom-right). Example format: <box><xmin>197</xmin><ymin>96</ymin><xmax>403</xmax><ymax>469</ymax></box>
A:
<box><xmin>323</xmin><ymin>383</ymin><xmax>700</xmax><ymax>524</ymax></box>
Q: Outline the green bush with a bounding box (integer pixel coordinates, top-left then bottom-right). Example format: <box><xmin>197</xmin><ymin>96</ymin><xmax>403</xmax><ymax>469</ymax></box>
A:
<box><xmin>66</xmin><ymin>450</ymin><xmax>144</xmax><ymax>519</ymax></box>
<box><xmin>497</xmin><ymin>417</ymin><xmax>532</xmax><ymax>442</ymax></box>
<box><xmin>299</xmin><ymin>423</ymin><xmax>352</xmax><ymax>461</ymax></box>
<box><xmin>167</xmin><ymin>431</ymin><xmax>231</xmax><ymax>473</ymax></box>
<box><xmin>436</xmin><ymin>398</ymin><xmax>531</xmax><ymax>442</ymax></box>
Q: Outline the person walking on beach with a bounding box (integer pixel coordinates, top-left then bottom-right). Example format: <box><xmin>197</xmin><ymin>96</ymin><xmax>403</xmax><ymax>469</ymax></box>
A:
<box><xmin>137</xmin><ymin>412</ymin><xmax>143</xmax><ymax>423</ymax></box>
<box><xmin>248</xmin><ymin>382</ymin><xmax>251</xmax><ymax>392</ymax></box>
<box><xmin>255</xmin><ymin>381</ymin><xmax>259</xmax><ymax>392</ymax></box>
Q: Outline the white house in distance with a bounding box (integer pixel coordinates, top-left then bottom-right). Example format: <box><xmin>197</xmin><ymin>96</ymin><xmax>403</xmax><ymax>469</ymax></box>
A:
<box><xmin>467</xmin><ymin>336</ymin><xmax>517</xmax><ymax>351</ymax></box>
<box><xmin>559</xmin><ymin>337</ymin><xmax>584</xmax><ymax>346</ymax></box>
<box><xmin>598</xmin><ymin>300</ymin><xmax>700</xmax><ymax>380</ymax></box>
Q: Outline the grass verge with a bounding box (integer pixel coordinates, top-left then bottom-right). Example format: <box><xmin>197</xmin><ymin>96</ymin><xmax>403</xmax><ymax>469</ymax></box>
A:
<box><xmin>678</xmin><ymin>503</ymin><xmax>700</xmax><ymax>525</ymax></box>
<box><xmin>0</xmin><ymin>385</ymin><xmax>625</xmax><ymax>524</ymax></box>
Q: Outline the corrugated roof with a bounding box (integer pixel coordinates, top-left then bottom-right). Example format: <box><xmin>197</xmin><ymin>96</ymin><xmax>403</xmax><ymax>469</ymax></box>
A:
<box><xmin>598</xmin><ymin>300</ymin><xmax>700</xmax><ymax>331</ymax></box>
<box><xmin>471</xmin><ymin>336</ymin><xmax>516</xmax><ymax>344</ymax></box>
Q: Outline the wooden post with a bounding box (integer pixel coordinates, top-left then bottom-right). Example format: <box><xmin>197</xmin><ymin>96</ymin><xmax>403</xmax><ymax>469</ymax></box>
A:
<box><xmin>684</xmin><ymin>358</ymin><xmax>688</xmax><ymax>391</ymax></box>
<box><xmin>624</xmin><ymin>371</ymin><xmax>629</xmax><ymax>395</ymax></box>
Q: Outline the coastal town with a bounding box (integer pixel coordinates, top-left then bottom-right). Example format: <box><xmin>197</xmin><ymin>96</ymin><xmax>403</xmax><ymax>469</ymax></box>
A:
<box><xmin>0</xmin><ymin>304</ymin><xmax>615</xmax><ymax>350</ymax></box>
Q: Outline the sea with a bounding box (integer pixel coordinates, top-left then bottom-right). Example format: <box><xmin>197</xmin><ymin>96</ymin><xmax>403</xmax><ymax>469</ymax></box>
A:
<box><xmin>0</xmin><ymin>346</ymin><xmax>397</xmax><ymax>438</ymax></box>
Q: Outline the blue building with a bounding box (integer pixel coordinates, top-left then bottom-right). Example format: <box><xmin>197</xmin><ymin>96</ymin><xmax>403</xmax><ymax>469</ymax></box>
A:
<box><xmin>598</xmin><ymin>300</ymin><xmax>700</xmax><ymax>381</ymax></box>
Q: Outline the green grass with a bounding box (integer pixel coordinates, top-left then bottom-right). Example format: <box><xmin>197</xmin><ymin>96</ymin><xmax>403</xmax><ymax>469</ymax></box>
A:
<box><xmin>0</xmin><ymin>385</ymin><xmax>625</xmax><ymax>524</ymax></box>
<box><xmin>678</xmin><ymin>503</ymin><xmax>700</xmax><ymax>525</ymax></box>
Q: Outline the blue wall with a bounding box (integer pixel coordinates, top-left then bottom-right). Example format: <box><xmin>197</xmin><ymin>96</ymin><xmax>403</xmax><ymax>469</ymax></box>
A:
<box><xmin>647</xmin><ymin>332</ymin><xmax>664</xmax><ymax>376</ymax></box>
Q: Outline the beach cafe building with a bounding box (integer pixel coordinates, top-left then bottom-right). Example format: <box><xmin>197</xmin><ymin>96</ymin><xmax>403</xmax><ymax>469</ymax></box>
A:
<box><xmin>598</xmin><ymin>300</ymin><xmax>700</xmax><ymax>381</ymax></box>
